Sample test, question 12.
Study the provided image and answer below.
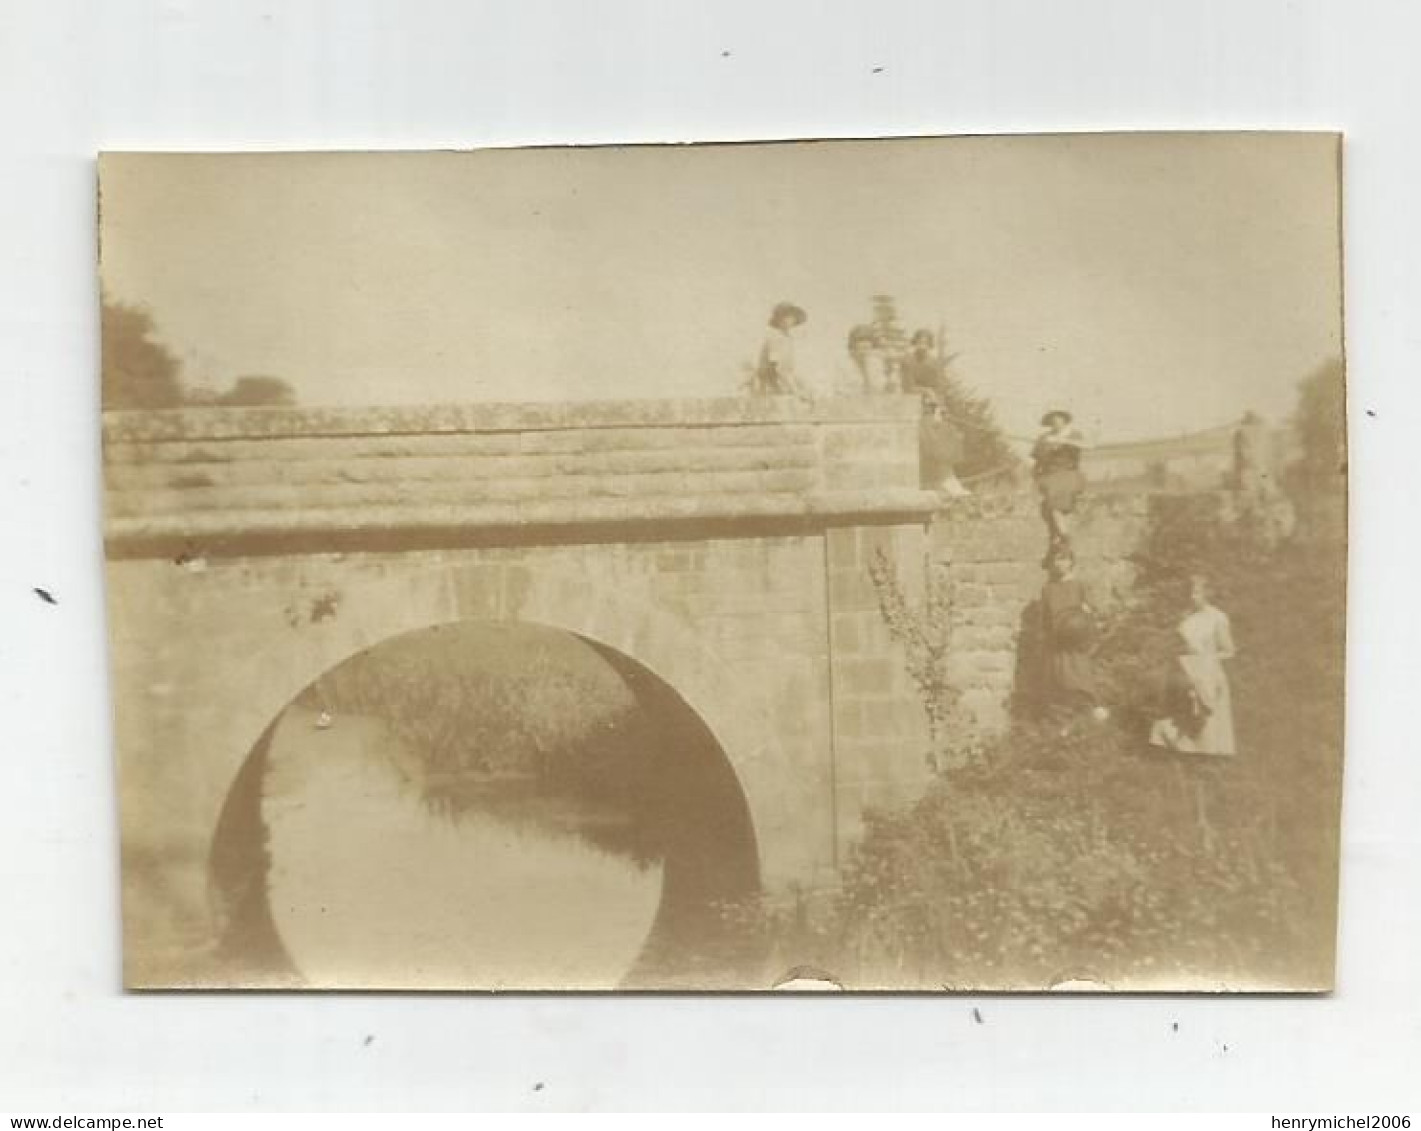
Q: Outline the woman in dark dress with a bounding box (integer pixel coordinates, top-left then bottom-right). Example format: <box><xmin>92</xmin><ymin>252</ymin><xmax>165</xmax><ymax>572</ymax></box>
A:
<box><xmin>1040</xmin><ymin>549</ymin><xmax>1108</xmax><ymax>721</ymax></box>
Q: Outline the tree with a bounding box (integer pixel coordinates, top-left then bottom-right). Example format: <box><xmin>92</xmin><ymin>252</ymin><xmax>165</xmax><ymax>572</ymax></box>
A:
<box><xmin>869</xmin><ymin>294</ymin><xmax>1016</xmax><ymax>482</ymax></box>
<box><xmin>215</xmin><ymin>375</ymin><xmax>297</xmax><ymax>407</ymax></box>
<box><xmin>1292</xmin><ymin>357</ymin><xmax>1346</xmax><ymax>491</ymax></box>
<box><xmin>934</xmin><ymin>372</ymin><xmax>1016</xmax><ymax>483</ymax></box>
<box><xmin>101</xmin><ymin>296</ymin><xmax>301</xmax><ymax>410</ymax></box>
<box><xmin>100</xmin><ymin>297</ymin><xmax>184</xmax><ymax>410</ymax></box>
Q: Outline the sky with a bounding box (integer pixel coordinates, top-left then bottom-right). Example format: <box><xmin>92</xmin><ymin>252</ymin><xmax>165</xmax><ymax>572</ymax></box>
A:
<box><xmin>99</xmin><ymin>133</ymin><xmax>1343</xmax><ymax>443</ymax></box>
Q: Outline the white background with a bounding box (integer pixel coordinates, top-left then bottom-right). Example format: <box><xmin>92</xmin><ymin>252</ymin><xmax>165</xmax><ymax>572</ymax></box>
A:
<box><xmin>1</xmin><ymin>0</ymin><xmax>1417</xmax><ymax>1113</ymax></box>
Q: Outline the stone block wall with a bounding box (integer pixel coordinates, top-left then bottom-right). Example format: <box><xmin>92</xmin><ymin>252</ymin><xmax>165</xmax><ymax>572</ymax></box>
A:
<box><xmin>102</xmin><ymin>396</ymin><xmax>936</xmax><ymax>551</ymax></box>
<box><xmin>930</xmin><ymin>492</ymin><xmax>1153</xmax><ymax>730</ymax></box>
<box><xmin>824</xmin><ymin>521</ymin><xmax>934</xmax><ymax>854</ymax></box>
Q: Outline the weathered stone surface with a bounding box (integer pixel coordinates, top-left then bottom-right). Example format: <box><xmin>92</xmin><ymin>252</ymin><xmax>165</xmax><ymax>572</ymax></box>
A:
<box><xmin>933</xmin><ymin>490</ymin><xmax>1155</xmax><ymax>733</ymax></box>
<box><xmin>104</xmin><ymin>398</ymin><xmax>938</xmax><ymax>552</ymax></box>
<box><xmin>105</xmin><ymin>392</ymin><xmax>1163</xmax><ymax>986</ymax></box>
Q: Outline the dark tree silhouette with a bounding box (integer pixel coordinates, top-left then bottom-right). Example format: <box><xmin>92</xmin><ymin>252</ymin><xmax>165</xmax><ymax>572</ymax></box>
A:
<box><xmin>100</xmin><ymin>297</ymin><xmax>184</xmax><ymax>410</ymax></box>
<box><xmin>101</xmin><ymin>297</ymin><xmax>300</xmax><ymax>410</ymax></box>
<box><xmin>1292</xmin><ymin>357</ymin><xmax>1347</xmax><ymax>491</ymax></box>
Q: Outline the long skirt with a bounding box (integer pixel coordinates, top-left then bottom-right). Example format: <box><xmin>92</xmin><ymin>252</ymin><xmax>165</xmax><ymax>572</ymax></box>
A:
<box><xmin>1149</xmin><ymin>655</ymin><xmax>1236</xmax><ymax>756</ymax></box>
<box><xmin>1038</xmin><ymin>467</ymin><xmax>1085</xmax><ymax>514</ymax></box>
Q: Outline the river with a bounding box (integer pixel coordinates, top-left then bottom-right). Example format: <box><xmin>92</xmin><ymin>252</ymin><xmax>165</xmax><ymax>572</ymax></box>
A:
<box><xmin>262</xmin><ymin>704</ymin><xmax>665</xmax><ymax>990</ymax></box>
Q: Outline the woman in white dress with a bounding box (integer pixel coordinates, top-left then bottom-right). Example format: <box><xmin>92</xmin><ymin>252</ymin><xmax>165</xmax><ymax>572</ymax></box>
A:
<box><xmin>1149</xmin><ymin>576</ymin><xmax>1237</xmax><ymax>756</ymax></box>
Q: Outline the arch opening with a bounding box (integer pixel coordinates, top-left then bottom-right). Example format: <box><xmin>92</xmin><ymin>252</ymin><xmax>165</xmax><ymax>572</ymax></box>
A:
<box><xmin>208</xmin><ymin>619</ymin><xmax>764</xmax><ymax>989</ymax></box>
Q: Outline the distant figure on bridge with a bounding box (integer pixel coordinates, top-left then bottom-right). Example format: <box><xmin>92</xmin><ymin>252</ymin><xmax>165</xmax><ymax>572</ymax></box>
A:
<box><xmin>1232</xmin><ymin>410</ymin><xmax>1271</xmax><ymax>498</ymax></box>
<box><xmin>1230</xmin><ymin>410</ymin><xmax>1296</xmax><ymax>542</ymax></box>
<box><xmin>1032</xmin><ymin>409</ymin><xmax>1087</xmax><ymax>550</ymax></box>
<box><xmin>752</xmin><ymin>302</ymin><xmax>810</xmax><ymax>397</ymax></box>
<box><xmin>835</xmin><ymin>324</ymin><xmax>894</xmax><ymax>395</ymax></box>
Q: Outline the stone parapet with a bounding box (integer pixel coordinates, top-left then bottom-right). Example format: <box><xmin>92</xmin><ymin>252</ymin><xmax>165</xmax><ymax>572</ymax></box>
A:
<box><xmin>103</xmin><ymin>397</ymin><xmax>937</xmax><ymax>556</ymax></box>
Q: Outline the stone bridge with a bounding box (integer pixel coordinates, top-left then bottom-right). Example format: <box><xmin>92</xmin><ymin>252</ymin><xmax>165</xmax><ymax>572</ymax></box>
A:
<box><xmin>104</xmin><ymin>396</ymin><xmax>951</xmax><ymax>985</ymax></box>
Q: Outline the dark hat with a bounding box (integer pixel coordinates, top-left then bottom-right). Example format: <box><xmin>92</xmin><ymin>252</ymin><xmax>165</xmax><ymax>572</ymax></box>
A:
<box><xmin>1040</xmin><ymin>409</ymin><xmax>1073</xmax><ymax>427</ymax></box>
<box><xmin>770</xmin><ymin>302</ymin><xmax>807</xmax><ymax>327</ymax></box>
<box><xmin>911</xmin><ymin>328</ymin><xmax>934</xmax><ymax>347</ymax></box>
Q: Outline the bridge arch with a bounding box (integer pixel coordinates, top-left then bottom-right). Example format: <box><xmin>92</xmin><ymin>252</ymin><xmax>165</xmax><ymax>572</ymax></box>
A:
<box><xmin>209</xmin><ymin>614</ymin><xmax>766</xmax><ymax>988</ymax></box>
<box><xmin>195</xmin><ymin>556</ymin><xmax>793</xmax><ymax>927</ymax></box>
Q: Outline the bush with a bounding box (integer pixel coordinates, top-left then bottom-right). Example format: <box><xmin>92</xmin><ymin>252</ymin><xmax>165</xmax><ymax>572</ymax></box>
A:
<box><xmin>831</xmin><ymin>493</ymin><xmax>1345</xmax><ymax>989</ymax></box>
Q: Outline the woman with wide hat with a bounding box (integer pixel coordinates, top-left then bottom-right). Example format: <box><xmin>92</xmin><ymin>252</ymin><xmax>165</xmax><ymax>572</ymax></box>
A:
<box><xmin>1032</xmin><ymin>408</ymin><xmax>1087</xmax><ymax>547</ymax></box>
<box><xmin>752</xmin><ymin>302</ymin><xmax>809</xmax><ymax>397</ymax></box>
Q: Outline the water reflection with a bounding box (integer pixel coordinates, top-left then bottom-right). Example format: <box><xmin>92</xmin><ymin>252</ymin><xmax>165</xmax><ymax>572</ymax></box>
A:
<box><xmin>264</xmin><ymin>706</ymin><xmax>663</xmax><ymax>989</ymax></box>
<box><xmin>212</xmin><ymin>621</ymin><xmax>764</xmax><ymax>989</ymax></box>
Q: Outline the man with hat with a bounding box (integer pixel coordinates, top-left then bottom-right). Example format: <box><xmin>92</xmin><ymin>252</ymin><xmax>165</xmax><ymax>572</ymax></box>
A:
<box><xmin>752</xmin><ymin>302</ymin><xmax>809</xmax><ymax>397</ymax></box>
<box><xmin>834</xmin><ymin>323</ymin><xmax>893</xmax><ymax>395</ymax></box>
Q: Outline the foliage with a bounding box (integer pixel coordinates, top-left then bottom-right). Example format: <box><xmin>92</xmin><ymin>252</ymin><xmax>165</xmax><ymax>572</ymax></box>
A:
<box><xmin>101</xmin><ymin>297</ymin><xmax>298</xmax><ymax>409</ymax></box>
<box><xmin>307</xmin><ymin>624</ymin><xmax>665</xmax><ymax>863</ymax></box>
<box><xmin>1290</xmin><ymin>357</ymin><xmax>1347</xmax><ymax>492</ymax></box>
<box><xmin>101</xmin><ymin>297</ymin><xmax>185</xmax><ymax>410</ymax></box>
<box><xmin>868</xmin><ymin>293</ymin><xmax>1016</xmax><ymax>481</ymax></box>
<box><xmin>831</xmin><ymin>492</ymin><xmax>1345</xmax><ymax>989</ymax></box>
<box><xmin>936</xmin><ymin>373</ymin><xmax>1018</xmax><ymax>484</ymax></box>
<box><xmin>214</xmin><ymin>375</ymin><xmax>297</xmax><ymax>406</ymax></box>
<box><xmin>867</xmin><ymin>547</ymin><xmax>962</xmax><ymax>766</ymax></box>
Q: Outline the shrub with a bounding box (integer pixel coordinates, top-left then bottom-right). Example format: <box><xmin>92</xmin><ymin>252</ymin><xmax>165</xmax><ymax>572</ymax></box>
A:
<box><xmin>833</xmin><ymin>492</ymin><xmax>1345</xmax><ymax>988</ymax></box>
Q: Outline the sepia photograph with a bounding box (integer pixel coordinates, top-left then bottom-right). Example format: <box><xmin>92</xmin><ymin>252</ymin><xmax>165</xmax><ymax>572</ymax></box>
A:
<box><xmin>97</xmin><ymin>133</ymin><xmax>1347</xmax><ymax>992</ymax></box>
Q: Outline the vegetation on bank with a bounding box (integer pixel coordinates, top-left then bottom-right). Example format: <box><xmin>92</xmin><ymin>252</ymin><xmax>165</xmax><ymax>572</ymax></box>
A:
<box><xmin>303</xmin><ymin>622</ymin><xmax>667</xmax><ymax>864</ymax></box>
<box><xmin>799</xmin><ymin>499</ymin><xmax>1345</xmax><ymax>988</ymax></box>
<box><xmin>774</xmin><ymin>365</ymin><xmax>1349</xmax><ymax>989</ymax></box>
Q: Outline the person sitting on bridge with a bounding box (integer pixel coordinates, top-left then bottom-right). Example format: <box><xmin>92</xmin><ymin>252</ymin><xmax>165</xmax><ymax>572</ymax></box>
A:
<box><xmin>1032</xmin><ymin>409</ymin><xmax>1087</xmax><ymax>549</ymax></box>
<box><xmin>835</xmin><ymin>324</ymin><xmax>893</xmax><ymax>395</ymax></box>
<box><xmin>752</xmin><ymin>302</ymin><xmax>810</xmax><ymax>397</ymax></box>
<box><xmin>899</xmin><ymin>328</ymin><xmax>948</xmax><ymax>398</ymax></box>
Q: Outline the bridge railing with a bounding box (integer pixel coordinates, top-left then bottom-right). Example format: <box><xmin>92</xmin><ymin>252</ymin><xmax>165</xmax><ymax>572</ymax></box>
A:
<box><xmin>102</xmin><ymin>396</ymin><xmax>939</xmax><ymax>557</ymax></box>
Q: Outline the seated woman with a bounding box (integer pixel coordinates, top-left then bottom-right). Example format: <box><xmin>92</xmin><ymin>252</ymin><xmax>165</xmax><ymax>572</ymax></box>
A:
<box><xmin>1032</xmin><ymin>410</ymin><xmax>1087</xmax><ymax>548</ymax></box>
<box><xmin>752</xmin><ymin>302</ymin><xmax>810</xmax><ymax>397</ymax></box>
<box><xmin>899</xmin><ymin>328</ymin><xmax>945</xmax><ymax>398</ymax></box>
<box><xmin>1149</xmin><ymin>576</ymin><xmax>1237</xmax><ymax>756</ymax></box>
